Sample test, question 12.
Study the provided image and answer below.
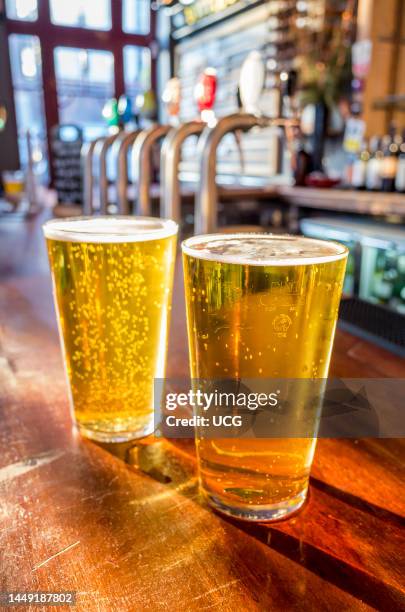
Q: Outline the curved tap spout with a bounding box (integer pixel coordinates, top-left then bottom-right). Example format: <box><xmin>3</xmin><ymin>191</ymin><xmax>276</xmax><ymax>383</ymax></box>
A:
<box><xmin>160</xmin><ymin>121</ymin><xmax>205</xmax><ymax>222</ymax></box>
<box><xmin>110</xmin><ymin>130</ymin><xmax>141</xmax><ymax>215</ymax></box>
<box><xmin>195</xmin><ymin>113</ymin><xmax>260</xmax><ymax>234</ymax></box>
<box><xmin>93</xmin><ymin>132</ymin><xmax>122</xmax><ymax>215</ymax></box>
<box><xmin>131</xmin><ymin>125</ymin><xmax>171</xmax><ymax>216</ymax></box>
<box><xmin>81</xmin><ymin>137</ymin><xmax>104</xmax><ymax>215</ymax></box>
<box><xmin>195</xmin><ymin>114</ymin><xmax>299</xmax><ymax>234</ymax></box>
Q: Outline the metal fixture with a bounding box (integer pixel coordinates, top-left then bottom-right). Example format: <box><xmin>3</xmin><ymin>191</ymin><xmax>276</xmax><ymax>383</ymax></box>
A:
<box><xmin>195</xmin><ymin>113</ymin><xmax>297</xmax><ymax>234</ymax></box>
<box><xmin>81</xmin><ymin>136</ymin><xmax>104</xmax><ymax>215</ymax></box>
<box><xmin>131</xmin><ymin>124</ymin><xmax>171</xmax><ymax>216</ymax></box>
<box><xmin>160</xmin><ymin>121</ymin><xmax>205</xmax><ymax>222</ymax></box>
<box><xmin>93</xmin><ymin>132</ymin><xmax>122</xmax><ymax>214</ymax></box>
<box><xmin>110</xmin><ymin>130</ymin><xmax>141</xmax><ymax>214</ymax></box>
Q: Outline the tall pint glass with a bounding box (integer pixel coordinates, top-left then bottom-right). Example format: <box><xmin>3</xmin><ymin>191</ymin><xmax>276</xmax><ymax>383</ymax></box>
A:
<box><xmin>44</xmin><ymin>216</ymin><xmax>178</xmax><ymax>442</ymax></box>
<box><xmin>182</xmin><ymin>234</ymin><xmax>347</xmax><ymax>521</ymax></box>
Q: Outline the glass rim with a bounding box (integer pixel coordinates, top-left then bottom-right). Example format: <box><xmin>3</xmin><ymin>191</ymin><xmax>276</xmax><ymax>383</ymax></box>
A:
<box><xmin>181</xmin><ymin>233</ymin><xmax>349</xmax><ymax>266</ymax></box>
<box><xmin>43</xmin><ymin>215</ymin><xmax>178</xmax><ymax>243</ymax></box>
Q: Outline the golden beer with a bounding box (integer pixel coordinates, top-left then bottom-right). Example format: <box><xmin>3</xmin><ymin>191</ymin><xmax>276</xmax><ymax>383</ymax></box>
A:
<box><xmin>182</xmin><ymin>234</ymin><xmax>347</xmax><ymax>520</ymax></box>
<box><xmin>44</xmin><ymin>216</ymin><xmax>177</xmax><ymax>442</ymax></box>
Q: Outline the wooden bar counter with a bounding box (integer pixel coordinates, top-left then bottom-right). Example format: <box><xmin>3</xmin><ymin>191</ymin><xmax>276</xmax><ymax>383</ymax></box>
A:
<box><xmin>0</xmin><ymin>213</ymin><xmax>404</xmax><ymax>611</ymax></box>
<box><xmin>54</xmin><ymin>185</ymin><xmax>405</xmax><ymax>220</ymax></box>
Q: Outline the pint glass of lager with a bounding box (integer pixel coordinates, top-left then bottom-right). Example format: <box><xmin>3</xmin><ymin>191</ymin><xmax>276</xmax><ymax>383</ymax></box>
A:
<box><xmin>44</xmin><ymin>216</ymin><xmax>177</xmax><ymax>442</ymax></box>
<box><xmin>182</xmin><ymin>234</ymin><xmax>347</xmax><ymax>521</ymax></box>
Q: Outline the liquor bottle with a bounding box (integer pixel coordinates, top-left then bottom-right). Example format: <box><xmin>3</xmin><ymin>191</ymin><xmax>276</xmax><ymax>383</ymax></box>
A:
<box><xmin>365</xmin><ymin>136</ymin><xmax>383</xmax><ymax>191</ymax></box>
<box><xmin>395</xmin><ymin>129</ymin><xmax>405</xmax><ymax>193</ymax></box>
<box><xmin>280</xmin><ymin>69</ymin><xmax>297</xmax><ymax>118</ymax></box>
<box><xmin>392</xmin><ymin>252</ymin><xmax>405</xmax><ymax>303</ymax></box>
<box><xmin>397</xmin><ymin>254</ymin><xmax>405</xmax><ymax>314</ymax></box>
<box><xmin>351</xmin><ymin>140</ymin><xmax>370</xmax><ymax>189</ymax></box>
<box><xmin>381</xmin><ymin>125</ymin><xmax>399</xmax><ymax>192</ymax></box>
<box><xmin>374</xmin><ymin>268</ymin><xmax>397</xmax><ymax>302</ymax></box>
<box><xmin>294</xmin><ymin>143</ymin><xmax>312</xmax><ymax>186</ymax></box>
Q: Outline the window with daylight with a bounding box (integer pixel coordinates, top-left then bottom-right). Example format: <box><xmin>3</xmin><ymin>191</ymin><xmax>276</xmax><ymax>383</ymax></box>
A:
<box><xmin>123</xmin><ymin>0</ymin><xmax>150</xmax><ymax>35</ymax></box>
<box><xmin>5</xmin><ymin>0</ymin><xmax>38</xmax><ymax>21</ymax></box>
<box><xmin>5</xmin><ymin>0</ymin><xmax>155</xmax><ymax>183</ymax></box>
<box><xmin>49</xmin><ymin>0</ymin><xmax>111</xmax><ymax>31</ymax></box>
<box><xmin>8</xmin><ymin>34</ymin><xmax>48</xmax><ymax>178</ymax></box>
<box><xmin>123</xmin><ymin>45</ymin><xmax>152</xmax><ymax>99</ymax></box>
<box><xmin>54</xmin><ymin>47</ymin><xmax>115</xmax><ymax>140</ymax></box>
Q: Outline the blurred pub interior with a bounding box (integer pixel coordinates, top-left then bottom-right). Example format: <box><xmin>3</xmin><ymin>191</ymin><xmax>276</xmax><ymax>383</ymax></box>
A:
<box><xmin>0</xmin><ymin>0</ymin><xmax>404</xmax><ymax>355</ymax></box>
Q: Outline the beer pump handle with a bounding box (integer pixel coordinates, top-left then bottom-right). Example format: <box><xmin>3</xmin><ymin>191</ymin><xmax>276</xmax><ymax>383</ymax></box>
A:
<box><xmin>195</xmin><ymin>68</ymin><xmax>217</xmax><ymax>125</ymax></box>
<box><xmin>239</xmin><ymin>51</ymin><xmax>265</xmax><ymax>116</ymax></box>
<box><xmin>236</xmin><ymin>51</ymin><xmax>266</xmax><ymax>172</ymax></box>
<box><xmin>162</xmin><ymin>77</ymin><xmax>181</xmax><ymax>127</ymax></box>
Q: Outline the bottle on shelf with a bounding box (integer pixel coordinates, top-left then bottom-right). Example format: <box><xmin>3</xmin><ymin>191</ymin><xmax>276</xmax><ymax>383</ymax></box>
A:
<box><xmin>381</xmin><ymin>124</ymin><xmax>399</xmax><ymax>192</ymax></box>
<box><xmin>279</xmin><ymin>69</ymin><xmax>297</xmax><ymax>119</ymax></box>
<box><xmin>395</xmin><ymin>129</ymin><xmax>405</xmax><ymax>193</ymax></box>
<box><xmin>351</xmin><ymin>139</ymin><xmax>370</xmax><ymax>189</ymax></box>
<box><xmin>365</xmin><ymin>136</ymin><xmax>383</xmax><ymax>191</ymax></box>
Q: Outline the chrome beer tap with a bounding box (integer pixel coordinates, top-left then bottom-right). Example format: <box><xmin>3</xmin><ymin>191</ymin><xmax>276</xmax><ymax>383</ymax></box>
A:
<box><xmin>93</xmin><ymin>131</ymin><xmax>122</xmax><ymax>215</ymax></box>
<box><xmin>159</xmin><ymin>70</ymin><xmax>218</xmax><ymax>224</ymax></box>
<box><xmin>195</xmin><ymin>115</ymin><xmax>298</xmax><ymax>234</ymax></box>
<box><xmin>131</xmin><ymin>124</ymin><xmax>171</xmax><ymax>216</ymax></box>
<box><xmin>110</xmin><ymin>130</ymin><xmax>141</xmax><ymax>215</ymax></box>
<box><xmin>160</xmin><ymin>121</ymin><xmax>206</xmax><ymax>222</ymax></box>
<box><xmin>81</xmin><ymin>136</ymin><xmax>104</xmax><ymax>215</ymax></box>
<box><xmin>195</xmin><ymin>51</ymin><xmax>298</xmax><ymax>234</ymax></box>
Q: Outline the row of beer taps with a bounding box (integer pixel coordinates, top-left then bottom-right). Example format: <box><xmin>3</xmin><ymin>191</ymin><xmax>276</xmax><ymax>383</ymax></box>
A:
<box><xmin>81</xmin><ymin>113</ymin><xmax>298</xmax><ymax>235</ymax></box>
<box><xmin>81</xmin><ymin>53</ymin><xmax>299</xmax><ymax>234</ymax></box>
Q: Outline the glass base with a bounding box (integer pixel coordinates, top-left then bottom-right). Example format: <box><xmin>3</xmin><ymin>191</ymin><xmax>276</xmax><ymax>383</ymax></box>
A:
<box><xmin>76</xmin><ymin>420</ymin><xmax>155</xmax><ymax>443</ymax></box>
<box><xmin>203</xmin><ymin>487</ymin><xmax>308</xmax><ymax>522</ymax></box>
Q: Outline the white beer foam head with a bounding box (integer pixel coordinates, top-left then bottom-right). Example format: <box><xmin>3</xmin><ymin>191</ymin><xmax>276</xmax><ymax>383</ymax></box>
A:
<box><xmin>43</xmin><ymin>216</ymin><xmax>178</xmax><ymax>243</ymax></box>
<box><xmin>182</xmin><ymin>234</ymin><xmax>348</xmax><ymax>266</ymax></box>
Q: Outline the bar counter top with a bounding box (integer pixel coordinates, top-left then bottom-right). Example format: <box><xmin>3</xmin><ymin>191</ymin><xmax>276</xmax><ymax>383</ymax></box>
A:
<box><xmin>0</xmin><ymin>213</ymin><xmax>404</xmax><ymax>611</ymax></box>
<box><xmin>276</xmin><ymin>185</ymin><xmax>405</xmax><ymax>217</ymax></box>
<box><xmin>54</xmin><ymin>184</ymin><xmax>405</xmax><ymax>220</ymax></box>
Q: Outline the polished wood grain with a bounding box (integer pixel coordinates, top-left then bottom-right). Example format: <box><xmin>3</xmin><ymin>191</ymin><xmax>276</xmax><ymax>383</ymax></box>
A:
<box><xmin>0</xmin><ymin>213</ymin><xmax>404</xmax><ymax>612</ymax></box>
